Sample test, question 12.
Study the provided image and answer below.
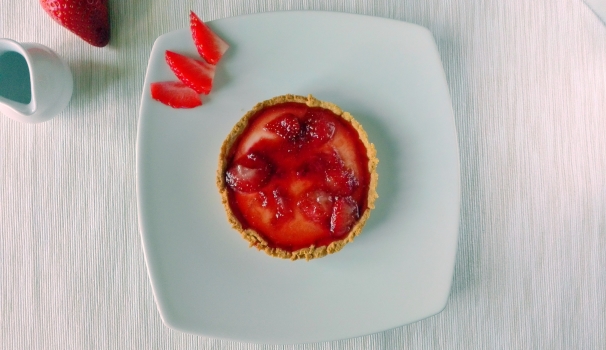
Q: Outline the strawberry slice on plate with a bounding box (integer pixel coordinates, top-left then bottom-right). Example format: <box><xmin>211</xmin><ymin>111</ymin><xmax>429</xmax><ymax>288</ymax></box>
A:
<box><xmin>165</xmin><ymin>50</ymin><xmax>216</xmax><ymax>95</ymax></box>
<box><xmin>190</xmin><ymin>11</ymin><xmax>229</xmax><ymax>64</ymax></box>
<box><xmin>150</xmin><ymin>81</ymin><xmax>202</xmax><ymax>109</ymax></box>
<box><xmin>40</xmin><ymin>0</ymin><xmax>110</xmax><ymax>47</ymax></box>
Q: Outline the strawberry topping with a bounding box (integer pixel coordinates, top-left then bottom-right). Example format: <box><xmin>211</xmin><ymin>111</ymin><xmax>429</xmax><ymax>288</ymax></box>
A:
<box><xmin>225</xmin><ymin>102</ymin><xmax>371</xmax><ymax>252</ymax></box>
<box><xmin>150</xmin><ymin>81</ymin><xmax>202</xmax><ymax>109</ymax></box>
<box><xmin>264</xmin><ymin>114</ymin><xmax>301</xmax><ymax>141</ymax></box>
<box><xmin>330</xmin><ymin>196</ymin><xmax>360</xmax><ymax>238</ymax></box>
<box><xmin>190</xmin><ymin>11</ymin><xmax>229</xmax><ymax>65</ymax></box>
<box><xmin>325</xmin><ymin>167</ymin><xmax>358</xmax><ymax>196</ymax></box>
<box><xmin>298</xmin><ymin>189</ymin><xmax>334</xmax><ymax>225</ymax></box>
<box><xmin>225</xmin><ymin>153</ymin><xmax>273</xmax><ymax>193</ymax></box>
<box><xmin>301</xmin><ymin>111</ymin><xmax>336</xmax><ymax>145</ymax></box>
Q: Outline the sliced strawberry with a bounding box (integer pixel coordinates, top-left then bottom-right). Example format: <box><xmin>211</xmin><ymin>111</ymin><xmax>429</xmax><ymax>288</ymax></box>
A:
<box><xmin>302</xmin><ymin>112</ymin><xmax>336</xmax><ymax>145</ymax></box>
<box><xmin>325</xmin><ymin>167</ymin><xmax>358</xmax><ymax>196</ymax></box>
<box><xmin>165</xmin><ymin>50</ymin><xmax>215</xmax><ymax>95</ymax></box>
<box><xmin>264</xmin><ymin>114</ymin><xmax>301</xmax><ymax>141</ymax></box>
<box><xmin>150</xmin><ymin>81</ymin><xmax>202</xmax><ymax>109</ymax></box>
<box><xmin>298</xmin><ymin>189</ymin><xmax>333</xmax><ymax>225</ymax></box>
<box><xmin>330</xmin><ymin>196</ymin><xmax>359</xmax><ymax>238</ymax></box>
<box><xmin>238</xmin><ymin>187</ymin><xmax>294</xmax><ymax>230</ymax></box>
<box><xmin>225</xmin><ymin>153</ymin><xmax>273</xmax><ymax>193</ymax></box>
<box><xmin>190</xmin><ymin>11</ymin><xmax>229</xmax><ymax>65</ymax></box>
<box><xmin>40</xmin><ymin>0</ymin><xmax>110</xmax><ymax>47</ymax></box>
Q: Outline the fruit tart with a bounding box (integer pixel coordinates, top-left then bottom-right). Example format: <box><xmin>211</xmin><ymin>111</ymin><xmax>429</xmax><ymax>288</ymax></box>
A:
<box><xmin>217</xmin><ymin>95</ymin><xmax>378</xmax><ymax>260</ymax></box>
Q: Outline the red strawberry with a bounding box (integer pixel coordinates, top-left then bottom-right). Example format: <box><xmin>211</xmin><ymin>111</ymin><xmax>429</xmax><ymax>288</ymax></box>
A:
<box><xmin>270</xmin><ymin>188</ymin><xmax>293</xmax><ymax>222</ymax></box>
<box><xmin>150</xmin><ymin>81</ymin><xmax>202</xmax><ymax>109</ymax></box>
<box><xmin>325</xmin><ymin>167</ymin><xmax>358</xmax><ymax>196</ymax></box>
<box><xmin>330</xmin><ymin>196</ymin><xmax>359</xmax><ymax>238</ymax></box>
<box><xmin>40</xmin><ymin>0</ymin><xmax>110</xmax><ymax>47</ymax></box>
<box><xmin>298</xmin><ymin>189</ymin><xmax>333</xmax><ymax>225</ymax></box>
<box><xmin>190</xmin><ymin>11</ymin><xmax>229</xmax><ymax>65</ymax></box>
<box><xmin>302</xmin><ymin>114</ymin><xmax>336</xmax><ymax>145</ymax></box>
<box><xmin>225</xmin><ymin>153</ymin><xmax>273</xmax><ymax>193</ymax></box>
<box><xmin>165</xmin><ymin>50</ymin><xmax>216</xmax><ymax>95</ymax></box>
<box><xmin>264</xmin><ymin>113</ymin><xmax>301</xmax><ymax>140</ymax></box>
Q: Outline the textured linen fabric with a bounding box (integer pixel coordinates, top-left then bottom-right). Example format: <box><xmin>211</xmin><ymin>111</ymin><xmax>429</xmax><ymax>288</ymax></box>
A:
<box><xmin>1</xmin><ymin>0</ymin><xmax>605</xmax><ymax>349</ymax></box>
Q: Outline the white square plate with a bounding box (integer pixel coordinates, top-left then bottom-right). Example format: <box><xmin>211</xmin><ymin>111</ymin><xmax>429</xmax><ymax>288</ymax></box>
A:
<box><xmin>585</xmin><ymin>0</ymin><xmax>606</xmax><ymax>23</ymax></box>
<box><xmin>137</xmin><ymin>11</ymin><xmax>459</xmax><ymax>343</ymax></box>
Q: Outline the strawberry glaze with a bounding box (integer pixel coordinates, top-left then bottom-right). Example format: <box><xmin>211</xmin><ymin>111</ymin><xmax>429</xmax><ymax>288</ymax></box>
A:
<box><xmin>224</xmin><ymin>102</ymin><xmax>371</xmax><ymax>252</ymax></box>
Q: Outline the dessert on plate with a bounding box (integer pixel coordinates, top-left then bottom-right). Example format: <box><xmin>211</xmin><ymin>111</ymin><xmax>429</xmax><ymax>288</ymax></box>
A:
<box><xmin>217</xmin><ymin>94</ymin><xmax>378</xmax><ymax>260</ymax></box>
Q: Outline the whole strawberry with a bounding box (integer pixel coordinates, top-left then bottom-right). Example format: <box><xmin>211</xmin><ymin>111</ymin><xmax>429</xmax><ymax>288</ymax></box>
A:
<box><xmin>40</xmin><ymin>0</ymin><xmax>110</xmax><ymax>47</ymax></box>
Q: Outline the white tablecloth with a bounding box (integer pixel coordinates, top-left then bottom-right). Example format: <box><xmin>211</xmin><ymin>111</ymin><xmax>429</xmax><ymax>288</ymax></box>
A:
<box><xmin>2</xmin><ymin>1</ymin><xmax>605</xmax><ymax>348</ymax></box>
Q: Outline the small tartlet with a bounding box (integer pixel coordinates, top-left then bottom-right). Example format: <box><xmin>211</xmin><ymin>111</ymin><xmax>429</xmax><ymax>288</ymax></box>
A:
<box><xmin>217</xmin><ymin>94</ymin><xmax>378</xmax><ymax>260</ymax></box>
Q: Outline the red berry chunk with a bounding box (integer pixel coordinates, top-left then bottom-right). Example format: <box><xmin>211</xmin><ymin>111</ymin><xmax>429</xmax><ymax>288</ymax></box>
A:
<box><xmin>225</xmin><ymin>153</ymin><xmax>272</xmax><ymax>193</ymax></box>
<box><xmin>190</xmin><ymin>11</ymin><xmax>229</xmax><ymax>65</ymax></box>
<box><xmin>150</xmin><ymin>81</ymin><xmax>202</xmax><ymax>109</ymax></box>
<box><xmin>264</xmin><ymin>114</ymin><xmax>301</xmax><ymax>140</ymax></box>
<box><xmin>301</xmin><ymin>112</ymin><xmax>336</xmax><ymax>145</ymax></box>
<box><xmin>165</xmin><ymin>50</ymin><xmax>216</xmax><ymax>95</ymax></box>
<box><xmin>330</xmin><ymin>196</ymin><xmax>359</xmax><ymax>238</ymax></box>
<box><xmin>325</xmin><ymin>167</ymin><xmax>358</xmax><ymax>196</ymax></box>
<box><xmin>298</xmin><ymin>189</ymin><xmax>334</xmax><ymax>224</ymax></box>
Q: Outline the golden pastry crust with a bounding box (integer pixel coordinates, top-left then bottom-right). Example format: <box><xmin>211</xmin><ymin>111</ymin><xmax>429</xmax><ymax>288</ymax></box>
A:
<box><xmin>217</xmin><ymin>94</ymin><xmax>379</xmax><ymax>260</ymax></box>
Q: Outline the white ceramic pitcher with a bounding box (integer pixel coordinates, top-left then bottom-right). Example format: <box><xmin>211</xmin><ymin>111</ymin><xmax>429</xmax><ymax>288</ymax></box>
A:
<box><xmin>0</xmin><ymin>38</ymin><xmax>73</xmax><ymax>123</ymax></box>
